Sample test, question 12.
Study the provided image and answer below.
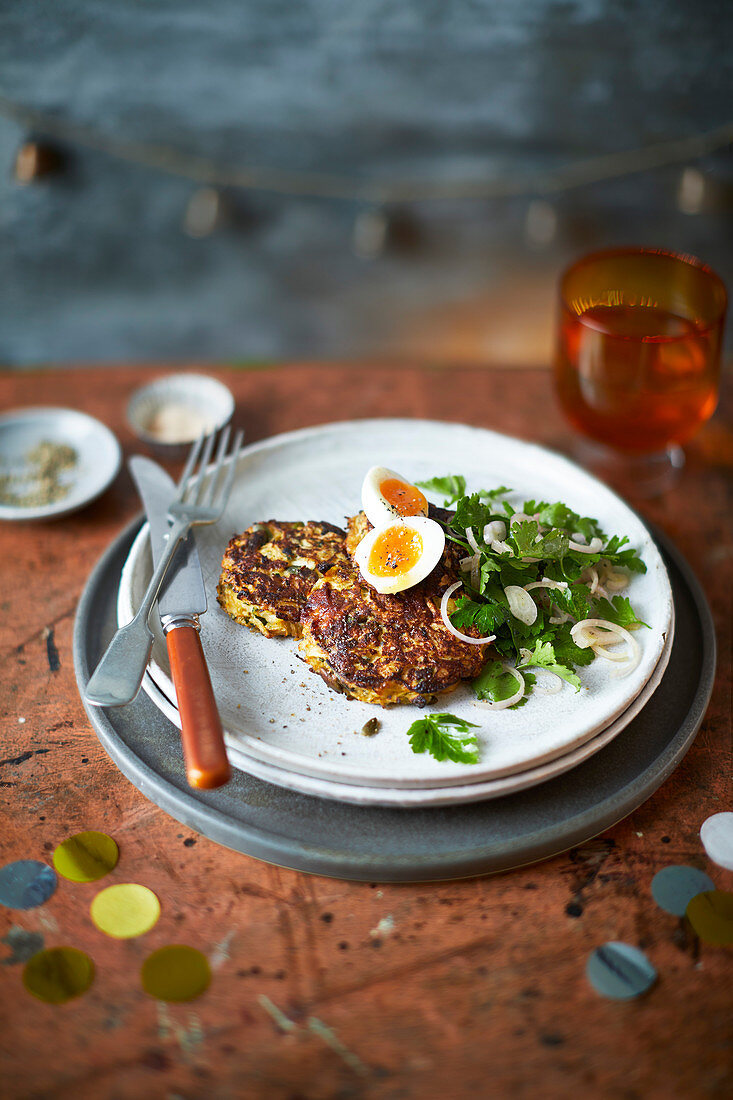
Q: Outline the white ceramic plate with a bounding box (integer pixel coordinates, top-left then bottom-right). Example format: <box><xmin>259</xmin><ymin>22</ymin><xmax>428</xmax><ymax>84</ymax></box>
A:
<box><xmin>0</xmin><ymin>407</ymin><xmax>121</xmax><ymax>521</ymax></box>
<box><xmin>138</xmin><ymin>607</ymin><xmax>674</xmax><ymax>806</ymax></box>
<box><xmin>118</xmin><ymin>419</ymin><xmax>673</xmax><ymax>789</ymax></box>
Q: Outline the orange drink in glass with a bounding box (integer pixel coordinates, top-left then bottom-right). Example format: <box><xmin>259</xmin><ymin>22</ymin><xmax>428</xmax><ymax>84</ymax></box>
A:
<box><xmin>554</xmin><ymin>248</ymin><xmax>726</xmax><ymax>489</ymax></box>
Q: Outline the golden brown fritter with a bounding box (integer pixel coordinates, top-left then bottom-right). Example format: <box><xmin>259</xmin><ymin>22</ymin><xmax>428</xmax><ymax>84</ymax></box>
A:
<box><xmin>299</xmin><ymin>540</ymin><xmax>487</xmax><ymax>708</ymax></box>
<box><xmin>217</xmin><ymin>520</ymin><xmax>348</xmax><ymax>638</ymax></box>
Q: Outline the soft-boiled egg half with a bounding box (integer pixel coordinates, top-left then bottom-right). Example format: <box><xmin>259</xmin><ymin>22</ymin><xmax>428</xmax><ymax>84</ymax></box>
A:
<box><xmin>354</xmin><ymin>515</ymin><xmax>445</xmax><ymax>595</ymax></box>
<box><xmin>361</xmin><ymin>466</ymin><xmax>429</xmax><ymax>527</ymax></box>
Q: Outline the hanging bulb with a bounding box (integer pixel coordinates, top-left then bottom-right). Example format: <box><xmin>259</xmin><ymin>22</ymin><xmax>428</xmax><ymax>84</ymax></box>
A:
<box><xmin>677</xmin><ymin>167</ymin><xmax>705</xmax><ymax>215</ymax></box>
<box><xmin>13</xmin><ymin>140</ymin><xmax>65</xmax><ymax>184</ymax></box>
<box><xmin>352</xmin><ymin>205</ymin><xmax>421</xmax><ymax>259</ymax></box>
<box><xmin>352</xmin><ymin>207</ymin><xmax>389</xmax><ymax>259</ymax></box>
<box><xmin>184</xmin><ymin>187</ymin><xmax>223</xmax><ymax>237</ymax></box>
<box><xmin>524</xmin><ymin>199</ymin><xmax>557</xmax><ymax>248</ymax></box>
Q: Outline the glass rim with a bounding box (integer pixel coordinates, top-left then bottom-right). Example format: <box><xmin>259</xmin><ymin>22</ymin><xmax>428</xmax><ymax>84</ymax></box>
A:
<box><xmin>559</xmin><ymin>246</ymin><xmax>728</xmax><ymax>332</ymax></box>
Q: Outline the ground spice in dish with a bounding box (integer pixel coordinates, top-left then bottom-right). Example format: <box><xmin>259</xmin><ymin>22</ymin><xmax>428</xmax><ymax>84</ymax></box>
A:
<box><xmin>0</xmin><ymin>440</ymin><xmax>78</xmax><ymax>507</ymax></box>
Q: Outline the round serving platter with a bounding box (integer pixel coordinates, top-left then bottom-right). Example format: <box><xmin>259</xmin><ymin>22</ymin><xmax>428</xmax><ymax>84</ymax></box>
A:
<box><xmin>75</xmin><ymin>512</ymin><xmax>714</xmax><ymax>882</ymax></box>
<box><xmin>118</xmin><ymin>419</ymin><xmax>673</xmax><ymax>789</ymax></box>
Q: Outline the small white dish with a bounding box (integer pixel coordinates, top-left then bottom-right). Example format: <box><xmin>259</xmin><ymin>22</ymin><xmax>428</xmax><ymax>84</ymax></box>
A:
<box><xmin>0</xmin><ymin>407</ymin><xmax>121</xmax><ymax>521</ymax></box>
<box><xmin>127</xmin><ymin>373</ymin><xmax>235</xmax><ymax>456</ymax></box>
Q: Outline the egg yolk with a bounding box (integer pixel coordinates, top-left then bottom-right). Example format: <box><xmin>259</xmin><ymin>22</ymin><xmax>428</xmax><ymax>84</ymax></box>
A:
<box><xmin>379</xmin><ymin>478</ymin><xmax>427</xmax><ymax>517</ymax></box>
<box><xmin>368</xmin><ymin>526</ymin><xmax>423</xmax><ymax>578</ymax></box>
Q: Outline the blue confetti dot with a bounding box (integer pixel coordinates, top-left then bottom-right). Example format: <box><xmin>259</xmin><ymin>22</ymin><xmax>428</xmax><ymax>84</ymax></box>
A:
<box><xmin>586</xmin><ymin>942</ymin><xmax>657</xmax><ymax>1000</ymax></box>
<box><xmin>0</xmin><ymin>861</ymin><xmax>57</xmax><ymax>910</ymax></box>
<box><xmin>651</xmin><ymin>865</ymin><xmax>715</xmax><ymax>916</ymax></box>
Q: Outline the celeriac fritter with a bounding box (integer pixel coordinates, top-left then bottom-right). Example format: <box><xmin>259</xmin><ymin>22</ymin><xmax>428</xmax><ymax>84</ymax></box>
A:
<box><xmin>217</xmin><ymin>504</ymin><xmax>488</xmax><ymax>706</ymax></box>
<box><xmin>298</xmin><ymin>510</ymin><xmax>485</xmax><ymax>706</ymax></box>
<box><xmin>217</xmin><ymin>519</ymin><xmax>348</xmax><ymax>638</ymax></box>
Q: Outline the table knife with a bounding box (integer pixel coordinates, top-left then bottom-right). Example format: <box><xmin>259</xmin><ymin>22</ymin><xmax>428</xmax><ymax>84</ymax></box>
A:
<box><xmin>129</xmin><ymin>455</ymin><xmax>231</xmax><ymax>790</ymax></box>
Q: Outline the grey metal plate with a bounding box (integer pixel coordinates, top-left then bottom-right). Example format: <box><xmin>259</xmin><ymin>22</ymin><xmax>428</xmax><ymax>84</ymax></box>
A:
<box><xmin>74</xmin><ymin>515</ymin><xmax>715</xmax><ymax>882</ymax></box>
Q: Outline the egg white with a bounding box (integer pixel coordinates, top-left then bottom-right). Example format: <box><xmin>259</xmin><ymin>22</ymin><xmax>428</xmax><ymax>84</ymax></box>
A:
<box><xmin>361</xmin><ymin>466</ymin><xmax>429</xmax><ymax>528</ymax></box>
<box><xmin>354</xmin><ymin>515</ymin><xmax>445</xmax><ymax>595</ymax></box>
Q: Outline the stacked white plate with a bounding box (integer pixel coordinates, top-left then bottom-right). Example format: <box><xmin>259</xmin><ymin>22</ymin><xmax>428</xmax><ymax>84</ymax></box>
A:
<box><xmin>118</xmin><ymin>420</ymin><xmax>674</xmax><ymax>808</ymax></box>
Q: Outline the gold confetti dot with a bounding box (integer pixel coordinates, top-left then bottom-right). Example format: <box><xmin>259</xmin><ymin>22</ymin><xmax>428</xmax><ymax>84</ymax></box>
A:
<box><xmin>686</xmin><ymin>890</ymin><xmax>733</xmax><ymax>946</ymax></box>
<box><xmin>53</xmin><ymin>831</ymin><xmax>119</xmax><ymax>883</ymax></box>
<box><xmin>141</xmin><ymin>945</ymin><xmax>211</xmax><ymax>1002</ymax></box>
<box><xmin>23</xmin><ymin>947</ymin><xmax>94</xmax><ymax>1003</ymax></box>
<box><xmin>90</xmin><ymin>883</ymin><xmax>160</xmax><ymax>939</ymax></box>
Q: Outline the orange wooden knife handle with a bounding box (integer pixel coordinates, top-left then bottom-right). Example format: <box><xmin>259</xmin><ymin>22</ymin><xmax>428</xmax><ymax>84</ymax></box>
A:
<box><xmin>165</xmin><ymin>623</ymin><xmax>231</xmax><ymax>789</ymax></box>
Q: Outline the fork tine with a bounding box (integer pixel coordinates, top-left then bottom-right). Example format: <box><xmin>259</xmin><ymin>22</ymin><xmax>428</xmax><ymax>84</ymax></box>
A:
<box><xmin>213</xmin><ymin>429</ymin><xmax>244</xmax><ymax>517</ymax></box>
<box><xmin>190</xmin><ymin>431</ymin><xmax>218</xmax><ymax>504</ymax></box>
<box><xmin>177</xmin><ymin>433</ymin><xmax>205</xmax><ymax>498</ymax></box>
<box><xmin>199</xmin><ymin>424</ymin><xmax>231</xmax><ymax>508</ymax></box>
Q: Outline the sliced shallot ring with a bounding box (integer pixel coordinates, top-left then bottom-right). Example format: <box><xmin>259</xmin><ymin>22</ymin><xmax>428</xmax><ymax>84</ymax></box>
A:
<box><xmin>439</xmin><ymin>581</ymin><xmax>496</xmax><ymax>646</ymax></box>
<box><xmin>466</xmin><ymin>526</ymin><xmax>480</xmax><ymax>554</ymax></box>
<box><xmin>524</xmin><ymin>578</ymin><xmax>569</xmax><ymax>592</ymax></box>
<box><xmin>505</xmin><ymin>585</ymin><xmax>538</xmax><ymax>626</ymax></box>
<box><xmin>476</xmin><ymin>663</ymin><xmax>525</xmax><ymax>709</ymax></box>
<box><xmin>571</xmin><ymin>618</ymin><xmax>641</xmax><ymax>678</ymax></box>
<box><xmin>604</xmin><ymin>568</ymin><xmax>630</xmax><ymax>591</ymax></box>
<box><xmin>549</xmin><ymin>611</ymin><xmax>573</xmax><ymax>625</ymax></box>
<box><xmin>568</xmin><ymin>536</ymin><xmax>604</xmax><ymax>554</ymax></box>
<box><xmin>483</xmin><ymin>519</ymin><xmax>507</xmax><ymax>543</ymax></box>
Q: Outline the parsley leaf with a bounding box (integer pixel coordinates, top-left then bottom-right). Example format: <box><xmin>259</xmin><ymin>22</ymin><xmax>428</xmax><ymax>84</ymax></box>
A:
<box><xmin>415</xmin><ymin>474</ymin><xmax>466</xmax><ymax>506</ymax></box>
<box><xmin>593</xmin><ymin>595</ymin><xmax>649</xmax><ymax>629</ymax></box>
<box><xmin>547</xmin><ymin>623</ymin><xmax>595</xmax><ymax>668</ymax></box>
<box><xmin>450</xmin><ymin>493</ymin><xmax>495</xmax><ymax>534</ymax></box>
<box><xmin>478</xmin><ymin>485</ymin><xmax>512</xmax><ymax>502</ymax></box>
<box><xmin>600</xmin><ymin>536</ymin><xmax>647</xmax><ymax>573</ymax></box>
<box><xmin>451</xmin><ymin>595</ymin><xmax>509</xmax><ymax>635</ymax></box>
<box><xmin>516</xmin><ymin>639</ymin><xmax>581</xmax><ymax>691</ymax></box>
<box><xmin>472</xmin><ymin>661</ymin><xmax>532</xmax><ymax>708</ymax></box>
<box><xmin>406</xmin><ymin>713</ymin><xmax>480</xmax><ymax>764</ymax></box>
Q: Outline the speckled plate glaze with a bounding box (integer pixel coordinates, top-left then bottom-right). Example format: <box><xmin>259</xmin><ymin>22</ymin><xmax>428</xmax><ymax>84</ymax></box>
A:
<box><xmin>118</xmin><ymin>420</ymin><xmax>673</xmax><ymax>789</ymax></box>
<box><xmin>0</xmin><ymin>407</ymin><xmax>121</xmax><ymax>521</ymax></box>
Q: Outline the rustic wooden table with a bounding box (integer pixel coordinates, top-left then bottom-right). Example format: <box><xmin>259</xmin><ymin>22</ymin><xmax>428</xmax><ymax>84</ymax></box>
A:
<box><xmin>1</xmin><ymin>364</ymin><xmax>731</xmax><ymax>1100</ymax></box>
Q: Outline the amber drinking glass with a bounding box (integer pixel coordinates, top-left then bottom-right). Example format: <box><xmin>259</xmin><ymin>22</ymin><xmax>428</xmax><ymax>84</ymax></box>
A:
<box><xmin>554</xmin><ymin>248</ymin><xmax>727</xmax><ymax>492</ymax></box>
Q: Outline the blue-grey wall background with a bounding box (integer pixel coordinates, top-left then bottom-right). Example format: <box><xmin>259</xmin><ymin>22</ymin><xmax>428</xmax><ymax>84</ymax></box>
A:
<box><xmin>0</xmin><ymin>1</ymin><xmax>731</xmax><ymax>366</ymax></box>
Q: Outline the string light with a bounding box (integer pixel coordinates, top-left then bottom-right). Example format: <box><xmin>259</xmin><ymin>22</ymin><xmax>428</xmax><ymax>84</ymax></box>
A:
<box><xmin>1</xmin><ymin>95</ymin><xmax>730</xmax><ymax>204</ymax></box>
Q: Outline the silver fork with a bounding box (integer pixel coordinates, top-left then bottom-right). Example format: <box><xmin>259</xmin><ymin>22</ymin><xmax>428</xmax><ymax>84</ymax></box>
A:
<box><xmin>85</xmin><ymin>427</ymin><xmax>243</xmax><ymax>708</ymax></box>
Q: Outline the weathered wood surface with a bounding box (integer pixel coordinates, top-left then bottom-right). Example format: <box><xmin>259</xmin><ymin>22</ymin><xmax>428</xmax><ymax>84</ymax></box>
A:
<box><xmin>0</xmin><ymin>364</ymin><xmax>731</xmax><ymax>1100</ymax></box>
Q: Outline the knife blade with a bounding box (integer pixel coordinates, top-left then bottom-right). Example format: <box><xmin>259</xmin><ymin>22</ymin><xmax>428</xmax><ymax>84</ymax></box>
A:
<box><xmin>129</xmin><ymin>456</ymin><xmax>206</xmax><ymax>620</ymax></box>
<box><xmin>129</xmin><ymin>455</ymin><xmax>230</xmax><ymax>790</ymax></box>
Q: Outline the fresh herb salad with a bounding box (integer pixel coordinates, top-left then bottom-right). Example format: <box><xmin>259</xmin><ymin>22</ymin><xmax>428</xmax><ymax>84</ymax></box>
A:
<box><xmin>405</xmin><ymin>476</ymin><xmax>649</xmax><ymax>764</ymax></box>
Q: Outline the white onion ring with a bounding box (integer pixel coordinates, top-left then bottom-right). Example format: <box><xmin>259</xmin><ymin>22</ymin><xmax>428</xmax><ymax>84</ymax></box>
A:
<box><xmin>439</xmin><ymin>581</ymin><xmax>496</xmax><ymax>646</ymax></box>
<box><xmin>604</xmin><ymin>568</ymin><xmax>630</xmax><ymax>591</ymax></box>
<box><xmin>568</xmin><ymin>536</ymin><xmax>604</xmax><ymax>554</ymax></box>
<box><xmin>524</xmin><ymin>578</ymin><xmax>569</xmax><ymax>593</ymax></box>
<box><xmin>466</xmin><ymin>526</ymin><xmax>480</xmax><ymax>554</ymax></box>
<box><xmin>491</xmin><ymin>539</ymin><xmax>513</xmax><ymax>555</ymax></box>
<box><xmin>571</xmin><ymin>618</ymin><xmax>641</xmax><ymax>678</ymax></box>
<box><xmin>504</xmin><ymin>585</ymin><xmax>538</xmax><ymax>626</ymax></box>
<box><xmin>483</xmin><ymin>520</ymin><xmax>507</xmax><ymax>543</ymax></box>
<box><xmin>476</xmin><ymin>663</ymin><xmax>525</xmax><ymax>709</ymax></box>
